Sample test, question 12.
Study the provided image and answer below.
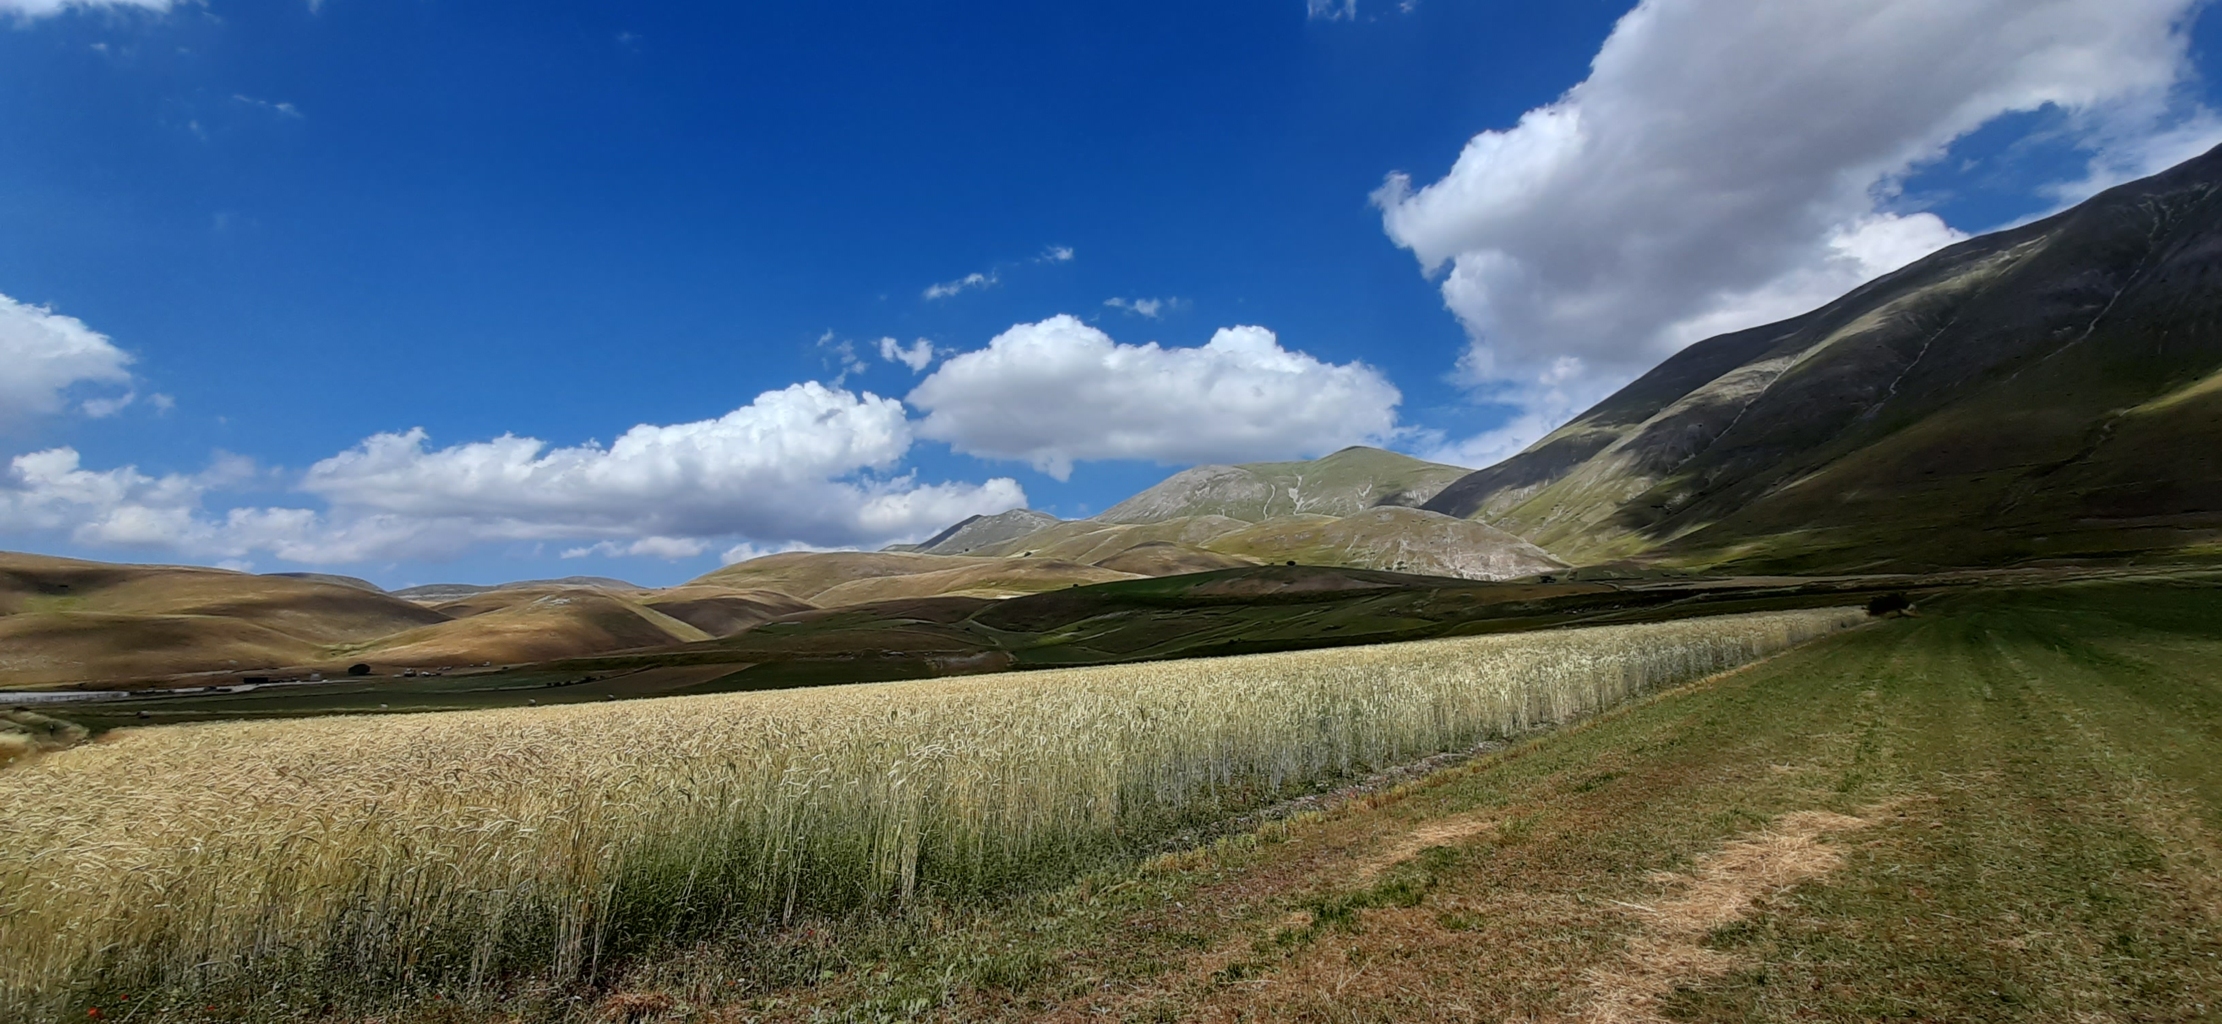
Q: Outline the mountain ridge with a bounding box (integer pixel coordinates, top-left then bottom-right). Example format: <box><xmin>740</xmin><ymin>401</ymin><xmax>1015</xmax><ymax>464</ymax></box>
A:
<box><xmin>1422</xmin><ymin>143</ymin><xmax>2222</xmax><ymax>570</ymax></box>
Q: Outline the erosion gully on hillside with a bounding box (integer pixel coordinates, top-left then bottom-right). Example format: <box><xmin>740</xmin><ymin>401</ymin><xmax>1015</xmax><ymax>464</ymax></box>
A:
<box><xmin>544</xmin><ymin>573</ymin><xmax>2222</xmax><ymax>1024</ymax></box>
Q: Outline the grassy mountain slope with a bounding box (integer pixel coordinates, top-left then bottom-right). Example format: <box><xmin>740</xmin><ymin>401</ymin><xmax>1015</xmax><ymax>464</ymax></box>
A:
<box><xmin>0</xmin><ymin>552</ymin><xmax>447</xmax><ymax>643</ymax></box>
<box><xmin>1097</xmin><ymin>446</ymin><xmax>1470</xmax><ymax>524</ymax></box>
<box><xmin>0</xmin><ymin>612</ymin><xmax>327</xmax><ymax>689</ymax></box>
<box><xmin>1091</xmin><ymin>543</ymin><xmax>1257</xmax><ymax>576</ymax></box>
<box><xmin>1423</xmin><ymin>145</ymin><xmax>2222</xmax><ymax>570</ymax></box>
<box><xmin>1203</xmin><ymin>507</ymin><xmax>1568</xmax><ymax>580</ymax></box>
<box><xmin>636</xmin><ymin>585</ymin><xmax>815</xmax><ymax>638</ymax></box>
<box><xmin>808</xmin><ymin>559</ymin><xmax>1141</xmax><ymax>604</ymax></box>
<box><xmin>971</xmin><ymin>516</ymin><xmax>1257</xmax><ymax>562</ymax></box>
<box><xmin>0</xmin><ymin>552</ymin><xmax>454</xmax><ymax>686</ymax></box>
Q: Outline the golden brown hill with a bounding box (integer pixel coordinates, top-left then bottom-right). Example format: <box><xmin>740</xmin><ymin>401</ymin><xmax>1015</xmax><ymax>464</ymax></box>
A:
<box><xmin>809</xmin><ymin>559</ymin><xmax>1141</xmax><ymax>605</ymax></box>
<box><xmin>0</xmin><ymin>612</ymin><xmax>325</xmax><ymax>688</ymax></box>
<box><xmin>0</xmin><ymin>551</ymin><xmax>446</xmax><ymax>643</ymax></box>
<box><xmin>1202</xmin><ymin>507</ymin><xmax>1566</xmax><ymax>580</ymax></box>
<box><xmin>688</xmin><ymin>551</ymin><xmax>996</xmax><ymax>601</ymax></box>
<box><xmin>0</xmin><ymin>552</ymin><xmax>453</xmax><ymax>688</ymax></box>
<box><xmin>348</xmin><ymin>590</ymin><xmax>709</xmax><ymax>668</ymax></box>
<box><xmin>638</xmin><ymin>586</ymin><xmax>815</xmax><ymax>637</ymax></box>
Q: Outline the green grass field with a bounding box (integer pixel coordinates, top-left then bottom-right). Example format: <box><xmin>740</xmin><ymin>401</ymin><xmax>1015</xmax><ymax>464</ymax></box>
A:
<box><xmin>568</xmin><ymin>571</ymin><xmax>2222</xmax><ymax>1022</ymax></box>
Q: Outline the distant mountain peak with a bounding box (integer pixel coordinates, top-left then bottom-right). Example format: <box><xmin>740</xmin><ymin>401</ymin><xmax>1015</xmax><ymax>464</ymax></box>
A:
<box><xmin>1096</xmin><ymin>446</ymin><xmax>1470</xmax><ymax>524</ymax></box>
<box><xmin>887</xmin><ymin>508</ymin><xmax>1061</xmax><ymax>556</ymax></box>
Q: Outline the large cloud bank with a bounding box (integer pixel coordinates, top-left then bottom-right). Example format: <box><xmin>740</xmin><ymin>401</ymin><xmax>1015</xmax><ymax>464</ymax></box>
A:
<box><xmin>1379</xmin><ymin>0</ymin><xmax>2221</xmax><ymax>464</ymax></box>
<box><xmin>0</xmin><ymin>309</ymin><xmax>1414</xmax><ymax>566</ymax></box>
<box><xmin>908</xmin><ymin>315</ymin><xmax>1401</xmax><ymax>479</ymax></box>
<box><xmin>0</xmin><ymin>295</ymin><xmax>134</xmax><ymax>428</ymax></box>
<box><xmin>0</xmin><ymin>383</ymin><xmax>1026</xmax><ymax>564</ymax></box>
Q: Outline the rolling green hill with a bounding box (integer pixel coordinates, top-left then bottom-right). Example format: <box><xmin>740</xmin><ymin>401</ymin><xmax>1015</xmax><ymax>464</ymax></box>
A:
<box><xmin>1422</xmin><ymin>145</ymin><xmax>2222</xmax><ymax>571</ymax></box>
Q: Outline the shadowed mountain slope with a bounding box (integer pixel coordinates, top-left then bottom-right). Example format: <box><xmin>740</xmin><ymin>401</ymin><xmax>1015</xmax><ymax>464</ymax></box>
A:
<box><xmin>1423</xmin><ymin>145</ymin><xmax>2222</xmax><ymax>570</ymax></box>
<box><xmin>1097</xmin><ymin>447</ymin><xmax>1470</xmax><ymax>524</ymax></box>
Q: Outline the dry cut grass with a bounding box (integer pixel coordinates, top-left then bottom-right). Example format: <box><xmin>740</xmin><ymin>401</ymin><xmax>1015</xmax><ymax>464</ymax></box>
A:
<box><xmin>0</xmin><ymin>608</ymin><xmax>1863</xmax><ymax>1016</ymax></box>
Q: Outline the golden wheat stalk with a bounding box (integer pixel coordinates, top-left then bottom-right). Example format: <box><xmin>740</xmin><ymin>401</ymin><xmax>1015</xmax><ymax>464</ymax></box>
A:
<box><xmin>0</xmin><ymin>608</ymin><xmax>1861</xmax><ymax>1015</ymax></box>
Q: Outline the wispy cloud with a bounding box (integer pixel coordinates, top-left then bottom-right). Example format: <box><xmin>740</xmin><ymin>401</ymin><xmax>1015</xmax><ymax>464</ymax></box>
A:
<box><xmin>1306</xmin><ymin>0</ymin><xmax>1356</xmax><ymax>21</ymax></box>
<box><xmin>923</xmin><ymin>271</ymin><xmax>998</xmax><ymax>300</ymax></box>
<box><xmin>878</xmin><ymin>336</ymin><xmax>938</xmax><ymax>372</ymax></box>
<box><xmin>924</xmin><ymin>244</ymin><xmax>1072</xmax><ymax>300</ymax></box>
<box><xmin>815</xmin><ymin>331</ymin><xmax>870</xmax><ymax>384</ymax></box>
<box><xmin>1103</xmin><ymin>296</ymin><xmax>1186</xmax><ymax>319</ymax></box>
<box><xmin>561</xmin><ymin>536</ymin><xmax>707</xmax><ymax>560</ymax></box>
<box><xmin>232</xmin><ymin>94</ymin><xmax>304</xmax><ymax>119</ymax></box>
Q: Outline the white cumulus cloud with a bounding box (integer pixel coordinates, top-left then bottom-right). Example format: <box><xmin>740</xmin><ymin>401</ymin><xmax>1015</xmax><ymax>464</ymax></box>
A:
<box><xmin>298</xmin><ymin>382</ymin><xmax>1019</xmax><ymax>546</ymax></box>
<box><xmin>1377</xmin><ymin>0</ymin><xmax>2222</xmax><ymax>455</ymax></box>
<box><xmin>0</xmin><ymin>294</ymin><xmax>135</xmax><ymax>428</ymax></box>
<box><xmin>0</xmin><ymin>383</ymin><xmax>1026</xmax><ymax>565</ymax></box>
<box><xmin>908</xmin><ymin>315</ymin><xmax>1401</xmax><ymax>480</ymax></box>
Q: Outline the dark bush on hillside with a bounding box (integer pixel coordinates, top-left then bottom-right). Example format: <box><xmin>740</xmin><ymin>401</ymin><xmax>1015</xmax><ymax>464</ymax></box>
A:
<box><xmin>1867</xmin><ymin>593</ymin><xmax>1913</xmax><ymax>617</ymax></box>
<box><xmin>346</xmin><ymin>663</ymin><xmax>372</xmax><ymax>677</ymax></box>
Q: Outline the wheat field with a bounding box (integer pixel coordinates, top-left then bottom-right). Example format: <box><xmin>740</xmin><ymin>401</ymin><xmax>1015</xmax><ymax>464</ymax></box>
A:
<box><xmin>0</xmin><ymin>608</ymin><xmax>1863</xmax><ymax>1016</ymax></box>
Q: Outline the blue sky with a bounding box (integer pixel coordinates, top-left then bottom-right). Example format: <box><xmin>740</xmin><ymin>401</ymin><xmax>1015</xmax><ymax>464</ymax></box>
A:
<box><xmin>3</xmin><ymin>0</ymin><xmax>2219</xmax><ymax>588</ymax></box>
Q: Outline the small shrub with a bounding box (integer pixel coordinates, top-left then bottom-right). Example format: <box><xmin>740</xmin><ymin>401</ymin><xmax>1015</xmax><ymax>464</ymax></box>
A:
<box><xmin>1866</xmin><ymin>593</ymin><xmax>1913</xmax><ymax>617</ymax></box>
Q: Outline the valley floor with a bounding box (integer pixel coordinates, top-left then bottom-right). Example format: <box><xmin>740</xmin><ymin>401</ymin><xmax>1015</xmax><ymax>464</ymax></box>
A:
<box><xmin>578</xmin><ymin>573</ymin><xmax>2222</xmax><ymax>1023</ymax></box>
